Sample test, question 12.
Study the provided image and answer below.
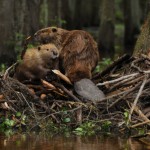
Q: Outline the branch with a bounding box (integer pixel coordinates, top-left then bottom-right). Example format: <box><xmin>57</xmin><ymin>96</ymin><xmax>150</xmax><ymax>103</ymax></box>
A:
<box><xmin>128</xmin><ymin>74</ymin><xmax>148</xmax><ymax>122</ymax></box>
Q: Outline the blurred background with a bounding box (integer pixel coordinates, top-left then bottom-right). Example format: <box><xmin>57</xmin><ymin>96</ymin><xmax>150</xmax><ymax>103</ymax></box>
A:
<box><xmin>0</xmin><ymin>0</ymin><xmax>149</xmax><ymax>69</ymax></box>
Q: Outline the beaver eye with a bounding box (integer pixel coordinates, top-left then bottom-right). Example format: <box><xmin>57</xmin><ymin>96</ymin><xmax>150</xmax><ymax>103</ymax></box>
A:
<box><xmin>47</xmin><ymin>49</ymin><xmax>49</xmax><ymax>51</ymax></box>
<box><xmin>38</xmin><ymin>47</ymin><xmax>41</xmax><ymax>51</ymax></box>
<box><xmin>52</xmin><ymin>27</ymin><xmax>57</xmax><ymax>32</ymax></box>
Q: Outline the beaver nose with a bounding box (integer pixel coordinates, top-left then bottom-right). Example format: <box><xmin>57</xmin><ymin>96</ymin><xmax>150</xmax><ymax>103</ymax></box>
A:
<box><xmin>52</xmin><ymin>50</ymin><xmax>59</xmax><ymax>58</ymax></box>
<box><xmin>53</xmin><ymin>51</ymin><xmax>58</xmax><ymax>56</ymax></box>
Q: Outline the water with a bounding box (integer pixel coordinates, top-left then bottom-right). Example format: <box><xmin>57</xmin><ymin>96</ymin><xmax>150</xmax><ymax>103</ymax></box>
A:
<box><xmin>0</xmin><ymin>133</ymin><xmax>149</xmax><ymax>150</ymax></box>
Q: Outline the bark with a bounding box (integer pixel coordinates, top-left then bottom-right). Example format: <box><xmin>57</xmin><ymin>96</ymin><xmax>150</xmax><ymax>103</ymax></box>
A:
<box><xmin>133</xmin><ymin>0</ymin><xmax>150</xmax><ymax>57</ymax></box>
<box><xmin>0</xmin><ymin>0</ymin><xmax>16</xmax><ymax>65</ymax></box>
<box><xmin>123</xmin><ymin>0</ymin><xmax>141</xmax><ymax>55</ymax></box>
<box><xmin>0</xmin><ymin>0</ymin><xmax>43</xmax><ymax>65</ymax></box>
<box><xmin>98</xmin><ymin>0</ymin><xmax>115</xmax><ymax>58</ymax></box>
<box><xmin>25</xmin><ymin>0</ymin><xmax>43</xmax><ymax>35</ymax></box>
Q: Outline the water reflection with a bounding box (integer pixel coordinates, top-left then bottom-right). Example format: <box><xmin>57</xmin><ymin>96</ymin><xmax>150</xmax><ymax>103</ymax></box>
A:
<box><xmin>0</xmin><ymin>133</ymin><xmax>149</xmax><ymax>150</ymax></box>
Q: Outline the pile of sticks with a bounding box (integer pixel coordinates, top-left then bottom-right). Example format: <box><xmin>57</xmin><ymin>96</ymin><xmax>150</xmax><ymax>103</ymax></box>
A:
<box><xmin>0</xmin><ymin>54</ymin><xmax>150</xmax><ymax>132</ymax></box>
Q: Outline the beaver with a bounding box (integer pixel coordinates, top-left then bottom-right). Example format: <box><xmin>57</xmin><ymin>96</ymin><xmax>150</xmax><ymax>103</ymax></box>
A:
<box><xmin>34</xmin><ymin>27</ymin><xmax>99</xmax><ymax>83</ymax></box>
<box><xmin>33</xmin><ymin>27</ymin><xmax>105</xmax><ymax>101</ymax></box>
<box><xmin>14</xmin><ymin>43</ymin><xmax>59</xmax><ymax>82</ymax></box>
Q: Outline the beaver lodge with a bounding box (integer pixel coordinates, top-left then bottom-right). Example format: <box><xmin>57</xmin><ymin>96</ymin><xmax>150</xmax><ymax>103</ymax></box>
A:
<box><xmin>0</xmin><ymin>53</ymin><xmax>150</xmax><ymax>136</ymax></box>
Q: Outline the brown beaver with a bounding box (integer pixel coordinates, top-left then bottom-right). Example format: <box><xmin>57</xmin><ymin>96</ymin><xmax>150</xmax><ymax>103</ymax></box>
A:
<box><xmin>14</xmin><ymin>43</ymin><xmax>59</xmax><ymax>82</ymax></box>
<box><xmin>34</xmin><ymin>27</ymin><xmax>99</xmax><ymax>83</ymax></box>
<box><xmin>33</xmin><ymin>27</ymin><xmax>105</xmax><ymax>101</ymax></box>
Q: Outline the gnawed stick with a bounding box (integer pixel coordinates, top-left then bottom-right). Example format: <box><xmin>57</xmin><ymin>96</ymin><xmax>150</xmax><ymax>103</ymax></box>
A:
<box><xmin>41</xmin><ymin>79</ymin><xmax>56</xmax><ymax>90</ymax></box>
<box><xmin>52</xmin><ymin>69</ymin><xmax>72</xmax><ymax>85</ymax></box>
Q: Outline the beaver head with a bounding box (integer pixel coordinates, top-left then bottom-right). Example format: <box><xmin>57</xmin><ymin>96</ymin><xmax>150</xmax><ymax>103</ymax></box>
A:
<box><xmin>34</xmin><ymin>27</ymin><xmax>68</xmax><ymax>47</ymax></box>
<box><xmin>37</xmin><ymin>44</ymin><xmax>59</xmax><ymax>61</ymax></box>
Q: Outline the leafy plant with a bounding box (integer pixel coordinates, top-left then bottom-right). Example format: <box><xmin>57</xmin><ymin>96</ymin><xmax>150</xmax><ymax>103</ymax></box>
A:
<box><xmin>95</xmin><ymin>58</ymin><xmax>113</xmax><ymax>72</ymax></box>
<box><xmin>123</xmin><ymin>109</ymin><xmax>130</xmax><ymax>125</ymax></box>
<box><xmin>0</xmin><ymin>63</ymin><xmax>6</xmax><ymax>72</ymax></box>
<box><xmin>74</xmin><ymin>122</ymin><xmax>96</xmax><ymax>136</ymax></box>
<box><xmin>0</xmin><ymin>112</ymin><xmax>27</xmax><ymax>131</ymax></box>
<box><xmin>101</xmin><ymin>120</ymin><xmax>112</xmax><ymax>132</ymax></box>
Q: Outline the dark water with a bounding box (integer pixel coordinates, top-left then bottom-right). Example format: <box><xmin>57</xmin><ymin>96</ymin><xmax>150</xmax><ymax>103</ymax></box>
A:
<box><xmin>0</xmin><ymin>133</ymin><xmax>149</xmax><ymax>150</ymax></box>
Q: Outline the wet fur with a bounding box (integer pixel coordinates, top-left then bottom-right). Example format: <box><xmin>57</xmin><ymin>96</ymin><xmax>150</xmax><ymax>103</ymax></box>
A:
<box><xmin>14</xmin><ymin>44</ymin><xmax>59</xmax><ymax>82</ymax></box>
<box><xmin>34</xmin><ymin>27</ymin><xmax>99</xmax><ymax>82</ymax></box>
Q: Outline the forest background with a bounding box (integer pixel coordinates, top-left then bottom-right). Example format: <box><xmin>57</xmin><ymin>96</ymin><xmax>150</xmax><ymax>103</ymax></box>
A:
<box><xmin>0</xmin><ymin>0</ymin><xmax>148</xmax><ymax>69</ymax></box>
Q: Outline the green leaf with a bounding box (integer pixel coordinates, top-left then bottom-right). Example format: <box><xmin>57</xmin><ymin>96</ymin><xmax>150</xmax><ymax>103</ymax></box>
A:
<box><xmin>75</xmin><ymin>127</ymin><xmax>83</xmax><ymax>132</ymax></box>
<box><xmin>5</xmin><ymin>119</ymin><xmax>15</xmax><ymax>127</ymax></box>
<box><xmin>16</xmin><ymin>112</ymin><xmax>21</xmax><ymax>117</ymax></box>
<box><xmin>63</xmin><ymin>118</ymin><xmax>71</xmax><ymax>123</ymax></box>
<box><xmin>124</xmin><ymin>111</ymin><xmax>129</xmax><ymax>118</ymax></box>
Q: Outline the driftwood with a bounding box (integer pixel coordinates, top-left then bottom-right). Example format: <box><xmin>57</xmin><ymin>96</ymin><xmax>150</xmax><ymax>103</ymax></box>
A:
<box><xmin>0</xmin><ymin>54</ymin><xmax>150</xmax><ymax>134</ymax></box>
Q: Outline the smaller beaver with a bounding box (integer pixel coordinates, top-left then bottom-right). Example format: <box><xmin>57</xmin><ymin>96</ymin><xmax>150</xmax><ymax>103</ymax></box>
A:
<box><xmin>14</xmin><ymin>43</ymin><xmax>59</xmax><ymax>82</ymax></box>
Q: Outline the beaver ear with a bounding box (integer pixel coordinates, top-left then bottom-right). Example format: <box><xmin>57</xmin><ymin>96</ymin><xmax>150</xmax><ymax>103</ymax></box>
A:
<box><xmin>38</xmin><ymin>46</ymin><xmax>41</xmax><ymax>51</ymax></box>
<box><xmin>52</xmin><ymin>27</ymin><xmax>57</xmax><ymax>33</ymax></box>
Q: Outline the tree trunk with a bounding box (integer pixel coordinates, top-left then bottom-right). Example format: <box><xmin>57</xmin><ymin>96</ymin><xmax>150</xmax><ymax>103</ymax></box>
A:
<box><xmin>0</xmin><ymin>0</ymin><xmax>43</xmax><ymax>65</ymax></box>
<box><xmin>0</xmin><ymin>0</ymin><xmax>16</xmax><ymax>65</ymax></box>
<box><xmin>133</xmin><ymin>0</ymin><xmax>150</xmax><ymax>57</ymax></box>
<box><xmin>123</xmin><ymin>0</ymin><xmax>141</xmax><ymax>55</ymax></box>
<box><xmin>98</xmin><ymin>0</ymin><xmax>115</xmax><ymax>58</ymax></box>
<box><xmin>25</xmin><ymin>0</ymin><xmax>43</xmax><ymax>35</ymax></box>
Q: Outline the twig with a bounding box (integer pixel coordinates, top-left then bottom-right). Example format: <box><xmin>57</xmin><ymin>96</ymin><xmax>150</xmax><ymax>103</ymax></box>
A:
<box><xmin>128</xmin><ymin>74</ymin><xmax>148</xmax><ymax>122</ymax></box>
<box><xmin>96</xmin><ymin>88</ymin><xmax>135</xmax><ymax>103</ymax></box>
<box><xmin>92</xmin><ymin>54</ymin><xmax>131</xmax><ymax>80</ymax></box>
<box><xmin>20</xmin><ymin>93</ymin><xmax>38</xmax><ymax>122</ymax></box>
<box><xmin>30</xmin><ymin>105</ymin><xmax>82</xmax><ymax>130</ymax></box>
<box><xmin>97</xmin><ymin>69</ymin><xmax>150</xmax><ymax>87</ymax></box>
<box><xmin>131</xmin><ymin>58</ymin><xmax>144</xmax><ymax>73</ymax></box>
<box><xmin>97</xmin><ymin>73</ymin><xmax>139</xmax><ymax>86</ymax></box>
<box><xmin>131</xmin><ymin>120</ymin><xmax>150</xmax><ymax>128</ymax></box>
<box><xmin>131</xmin><ymin>105</ymin><xmax>150</xmax><ymax>126</ymax></box>
<box><xmin>108</xmin><ymin>76</ymin><xmax>135</xmax><ymax>92</ymax></box>
<box><xmin>53</xmin><ymin>82</ymin><xmax>81</xmax><ymax>102</ymax></box>
<box><xmin>141</xmin><ymin>54</ymin><xmax>150</xmax><ymax>61</ymax></box>
<box><xmin>3</xmin><ymin>62</ymin><xmax>18</xmax><ymax>80</ymax></box>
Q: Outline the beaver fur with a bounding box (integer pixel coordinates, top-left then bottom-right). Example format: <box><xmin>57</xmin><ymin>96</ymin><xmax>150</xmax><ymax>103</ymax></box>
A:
<box><xmin>34</xmin><ymin>27</ymin><xmax>99</xmax><ymax>83</ymax></box>
<box><xmin>14</xmin><ymin>43</ymin><xmax>59</xmax><ymax>82</ymax></box>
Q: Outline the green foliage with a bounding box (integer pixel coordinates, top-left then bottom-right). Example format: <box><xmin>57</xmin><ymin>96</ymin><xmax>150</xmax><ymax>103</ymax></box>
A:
<box><xmin>27</xmin><ymin>44</ymin><xmax>34</xmax><ymax>49</ymax></box>
<box><xmin>115</xmin><ymin>0</ymin><xmax>123</xmax><ymax>23</ymax></box>
<box><xmin>101</xmin><ymin>121</ymin><xmax>112</xmax><ymax>132</ymax></box>
<box><xmin>123</xmin><ymin>109</ymin><xmax>130</xmax><ymax>125</ymax></box>
<box><xmin>0</xmin><ymin>63</ymin><xmax>6</xmax><ymax>72</ymax></box>
<box><xmin>0</xmin><ymin>112</ymin><xmax>27</xmax><ymax>132</ymax></box>
<box><xmin>15</xmin><ymin>33</ymin><xmax>25</xmax><ymax>53</ymax></box>
<box><xmin>0</xmin><ymin>118</ymin><xmax>15</xmax><ymax>130</ymax></box>
<box><xmin>40</xmin><ymin>0</ymin><xmax>48</xmax><ymax>27</ymax></box>
<box><xmin>50</xmin><ymin>16</ymin><xmax>67</xmax><ymax>27</ymax></box>
<box><xmin>95</xmin><ymin>58</ymin><xmax>113</xmax><ymax>72</ymax></box>
<box><xmin>45</xmin><ymin>121</ymin><xmax>71</xmax><ymax>135</ymax></box>
<box><xmin>74</xmin><ymin>122</ymin><xmax>96</xmax><ymax>136</ymax></box>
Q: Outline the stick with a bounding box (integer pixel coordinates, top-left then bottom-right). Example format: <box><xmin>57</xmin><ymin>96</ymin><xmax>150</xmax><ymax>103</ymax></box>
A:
<box><xmin>131</xmin><ymin>120</ymin><xmax>150</xmax><ymax>128</ymax></box>
<box><xmin>128</xmin><ymin>75</ymin><xmax>148</xmax><ymax>122</ymax></box>
<box><xmin>53</xmin><ymin>82</ymin><xmax>81</xmax><ymax>102</ymax></box>
<box><xmin>97</xmin><ymin>69</ymin><xmax>150</xmax><ymax>87</ymax></box>
<box><xmin>3</xmin><ymin>62</ymin><xmax>18</xmax><ymax>80</ymax></box>
<box><xmin>92</xmin><ymin>54</ymin><xmax>131</xmax><ymax>79</ymax></box>
<box><xmin>97</xmin><ymin>73</ymin><xmax>139</xmax><ymax>86</ymax></box>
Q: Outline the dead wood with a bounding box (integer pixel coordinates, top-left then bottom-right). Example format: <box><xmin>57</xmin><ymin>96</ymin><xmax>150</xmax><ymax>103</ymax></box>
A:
<box><xmin>1</xmin><ymin>54</ymin><xmax>150</xmax><ymax>133</ymax></box>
